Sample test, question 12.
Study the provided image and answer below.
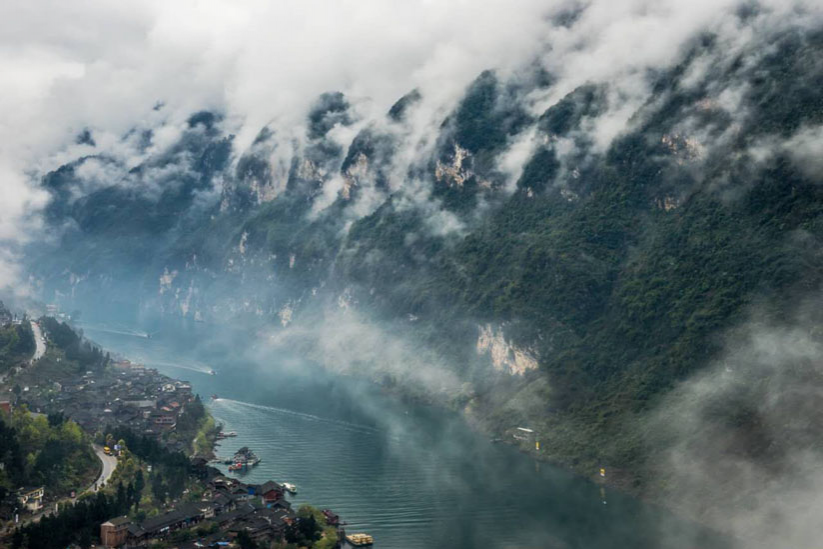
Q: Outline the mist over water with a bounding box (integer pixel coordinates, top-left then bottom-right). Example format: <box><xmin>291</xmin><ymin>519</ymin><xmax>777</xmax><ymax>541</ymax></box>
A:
<box><xmin>78</xmin><ymin>316</ymin><xmax>729</xmax><ymax>549</ymax></box>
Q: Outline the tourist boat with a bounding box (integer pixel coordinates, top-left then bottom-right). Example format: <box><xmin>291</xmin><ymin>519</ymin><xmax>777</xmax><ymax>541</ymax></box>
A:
<box><xmin>346</xmin><ymin>533</ymin><xmax>374</xmax><ymax>547</ymax></box>
<box><xmin>229</xmin><ymin>447</ymin><xmax>261</xmax><ymax>470</ymax></box>
<box><xmin>282</xmin><ymin>482</ymin><xmax>297</xmax><ymax>494</ymax></box>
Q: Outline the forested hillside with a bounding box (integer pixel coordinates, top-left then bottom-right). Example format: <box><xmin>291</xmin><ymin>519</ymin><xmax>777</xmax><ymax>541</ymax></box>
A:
<box><xmin>25</xmin><ymin>21</ymin><xmax>823</xmax><ymax>492</ymax></box>
<box><xmin>0</xmin><ymin>302</ymin><xmax>34</xmax><ymax>375</ymax></box>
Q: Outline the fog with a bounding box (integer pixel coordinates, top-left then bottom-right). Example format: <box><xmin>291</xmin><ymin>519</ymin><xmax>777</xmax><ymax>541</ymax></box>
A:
<box><xmin>4</xmin><ymin>0</ymin><xmax>821</xmax><ymax>289</ymax></box>
<box><xmin>3</xmin><ymin>1</ymin><xmax>823</xmax><ymax>546</ymax></box>
<box><xmin>646</xmin><ymin>299</ymin><xmax>823</xmax><ymax>548</ymax></box>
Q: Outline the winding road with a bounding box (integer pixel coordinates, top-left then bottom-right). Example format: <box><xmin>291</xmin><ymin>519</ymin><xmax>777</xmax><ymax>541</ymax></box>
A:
<box><xmin>10</xmin><ymin>444</ymin><xmax>118</xmax><ymax>529</ymax></box>
<box><xmin>30</xmin><ymin>321</ymin><xmax>46</xmax><ymax>362</ymax></box>
<box><xmin>88</xmin><ymin>444</ymin><xmax>118</xmax><ymax>493</ymax></box>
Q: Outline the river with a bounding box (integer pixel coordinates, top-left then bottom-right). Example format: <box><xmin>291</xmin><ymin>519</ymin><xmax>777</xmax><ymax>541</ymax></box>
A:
<box><xmin>78</xmin><ymin>318</ymin><xmax>728</xmax><ymax>549</ymax></box>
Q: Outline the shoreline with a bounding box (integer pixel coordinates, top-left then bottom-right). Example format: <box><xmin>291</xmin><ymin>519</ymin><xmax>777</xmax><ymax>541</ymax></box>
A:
<box><xmin>5</xmin><ymin>318</ymin><xmax>347</xmax><ymax>549</ymax></box>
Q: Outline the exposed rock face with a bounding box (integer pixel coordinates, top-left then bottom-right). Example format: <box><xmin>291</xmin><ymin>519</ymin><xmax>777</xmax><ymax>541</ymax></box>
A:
<box><xmin>342</xmin><ymin>153</ymin><xmax>369</xmax><ymax>200</ymax></box>
<box><xmin>159</xmin><ymin>268</ymin><xmax>178</xmax><ymax>295</ymax></box>
<box><xmin>278</xmin><ymin>303</ymin><xmax>294</xmax><ymax>327</ymax></box>
<box><xmin>297</xmin><ymin>159</ymin><xmax>324</xmax><ymax>182</ymax></box>
<box><xmin>26</xmin><ymin>23</ymin><xmax>823</xmax><ymax>508</ymax></box>
<box><xmin>476</xmin><ymin>324</ymin><xmax>539</xmax><ymax>376</ymax></box>
<box><xmin>435</xmin><ymin>144</ymin><xmax>472</xmax><ymax>188</ymax></box>
<box><xmin>661</xmin><ymin>134</ymin><xmax>702</xmax><ymax>162</ymax></box>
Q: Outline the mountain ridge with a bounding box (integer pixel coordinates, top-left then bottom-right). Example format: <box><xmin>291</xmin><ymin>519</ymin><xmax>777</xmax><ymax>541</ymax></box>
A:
<box><xmin>23</xmin><ymin>22</ymin><xmax>823</xmax><ymax>523</ymax></box>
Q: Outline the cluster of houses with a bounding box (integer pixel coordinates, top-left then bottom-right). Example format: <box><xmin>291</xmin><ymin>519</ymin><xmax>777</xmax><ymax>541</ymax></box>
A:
<box><xmin>19</xmin><ymin>360</ymin><xmax>196</xmax><ymax>449</ymax></box>
<box><xmin>1</xmin><ymin>361</ymin><xmax>200</xmax><ymax>523</ymax></box>
<box><xmin>0</xmin><ymin>301</ymin><xmax>24</xmax><ymax>327</ymax></box>
<box><xmin>101</xmin><ymin>472</ymin><xmax>297</xmax><ymax>548</ymax></box>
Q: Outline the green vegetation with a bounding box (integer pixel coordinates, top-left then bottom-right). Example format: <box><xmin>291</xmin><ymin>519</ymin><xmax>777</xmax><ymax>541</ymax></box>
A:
<box><xmin>102</xmin><ymin>426</ymin><xmax>191</xmax><ymax>508</ymax></box>
<box><xmin>39</xmin><ymin>317</ymin><xmax>107</xmax><ymax>372</ymax></box>
<box><xmin>279</xmin><ymin>505</ymin><xmax>335</xmax><ymax>549</ymax></box>
<box><xmin>0</xmin><ymin>303</ymin><xmax>34</xmax><ymax>375</ymax></box>
<box><xmin>0</xmin><ymin>406</ymin><xmax>98</xmax><ymax>500</ymax></box>
<box><xmin>30</xmin><ymin>25</ymin><xmax>823</xmax><ymax>495</ymax></box>
<box><xmin>192</xmin><ymin>412</ymin><xmax>218</xmax><ymax>456</ymax></box>
<box><xmin>10</xmin><ymin>486</ymin><xmax>136</xmax><ymax>549</ymax></box>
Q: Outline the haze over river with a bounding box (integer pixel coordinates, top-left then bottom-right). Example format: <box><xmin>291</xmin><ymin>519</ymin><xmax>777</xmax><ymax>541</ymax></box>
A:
<box><xmin>80</xmin><ymin>318</ymin><xmax>728</xmax><ymax>549</ymax></box>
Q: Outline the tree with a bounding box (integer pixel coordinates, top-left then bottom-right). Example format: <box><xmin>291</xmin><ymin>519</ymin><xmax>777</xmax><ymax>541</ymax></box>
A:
<box><xmin>46</xmin><ymin>412</ymin><xmax>65</xmax><ymax>427</ymax></box>
<box><xmin>116</xmin><ymin>481</ymin><xmax>126</xmax><ymax>512</ymax></box>
<box><xmin>235</xmin><ymin>530</ymin><xmax>258</xmax><ymax>549</ymax></box>
<box><xmin>151</xmin><ymin>472</ymin><xmax>166</xmax><ymax>504</ymax></box>
<box><xmin>126</xmin><ymin>482</ymin><xmax>136</xmax><ymax>509</ymax></box>
<box><xmin>134</xmin><ymin>469</ymin><xmax>145</xmax><ymax>510</ymax></box>
<box><xmin>78</xmin><ymin>528</ymin><xmax>92</xmax><ymax>549</ymax></box>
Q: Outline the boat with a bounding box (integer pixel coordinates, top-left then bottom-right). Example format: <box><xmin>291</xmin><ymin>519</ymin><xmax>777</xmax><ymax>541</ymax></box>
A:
<box><xmin>346</xmin><ymin>533</ymin><xmax>374</xmax><ymax>547</ymax></box>
<box><xmin>209</xmin><ymin>369</ymin><xmax>216</xmax><ymax>376</ymax></box>
<box><xmin>215</xmin><ymin>430</ymin><xmax>237</xmax><ymax>439</ymax></box>
<box><xmin>227</xmin><ymin>447</ymin><xmax>261</xmax><ymax>471</ymax></box>
<box><xmin>282</xmin><ymin>482</ymin><xmax>297</xmax><ymax>494</ymax></box>
<box><xmin>210</xmin><ymin>394</ymin><xmax>219</xmax><ymax>400</ymax></box>
<box><xmin>322</xmin><ymin>509</ymin><xmax>339</xmax><ymax>525</ymax></box>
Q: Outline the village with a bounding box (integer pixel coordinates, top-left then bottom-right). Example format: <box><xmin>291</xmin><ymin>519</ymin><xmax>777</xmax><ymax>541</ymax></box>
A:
<box><xmin>0</xmin><ymin>311</ymin><xmax>370</xmax><ymax>549</ymax></box>
<box><xmin>12</xmin><ymin>357</ymin><xmax>199</xmax><ymax>452</ymax></box>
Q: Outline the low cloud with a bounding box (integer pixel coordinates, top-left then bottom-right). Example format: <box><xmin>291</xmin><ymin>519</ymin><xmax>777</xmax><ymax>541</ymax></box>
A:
<box><xmin>647</xmin><ymin>300</ymin><xmax>823</xmax><ymax>548</ymax></box>
<box><xmin>785</xmin><ymin>125</ymin><xmax>823</xmax><ymax>181</ymax></box>
<box><xmin>2</xmin><ymin>0</ymin><xmax>822</xmax><ymax>281</ymax></box>
<box><xmin>257</xmin><ymin>303</ymin><xmax>466</xmax><ymax>400</ymax></box>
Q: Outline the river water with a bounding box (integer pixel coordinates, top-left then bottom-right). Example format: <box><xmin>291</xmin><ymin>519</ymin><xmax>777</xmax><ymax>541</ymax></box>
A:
<box><xmin>79</xmin><ymin>319</ymin><xmax>728</xmax><ymax>549</ymax></box>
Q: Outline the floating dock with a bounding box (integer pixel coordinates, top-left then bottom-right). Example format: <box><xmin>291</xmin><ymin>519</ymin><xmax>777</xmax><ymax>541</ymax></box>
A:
<box><xmin>346</xmin><ymin>533</ymin><xmax>374</xmax><ymax>546</ymax></box>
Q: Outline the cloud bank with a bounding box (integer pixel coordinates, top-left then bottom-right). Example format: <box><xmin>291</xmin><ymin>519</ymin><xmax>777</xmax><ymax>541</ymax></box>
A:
<box><xmin>1</xmin><ymin>0</ymin><xmax>821</xmax><ymax>290</ymax></box>
<box><xmin>647</xmin><ymin>299</ymin><xmax>823</xmax><ymax>548</ymax></box>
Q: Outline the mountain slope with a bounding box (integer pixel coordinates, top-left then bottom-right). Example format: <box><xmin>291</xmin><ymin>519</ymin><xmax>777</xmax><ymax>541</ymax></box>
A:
<box><xmin>26</xmin><ymin>21</ymin><xmax>823</xmax><ymax>499</ymax></box>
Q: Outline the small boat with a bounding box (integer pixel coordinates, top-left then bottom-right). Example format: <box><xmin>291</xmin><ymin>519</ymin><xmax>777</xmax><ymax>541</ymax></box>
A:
<box><xmin>282</xmin><ymin>482</ymin><xmax>297</xmax><ymax>494</ymax></box>
<box><xmin>209</xmin><ymin>369</ymin><xmax>216</xmax><ymax>376</ymax></box>
<box><xmin>211</xmin><ymin>394</ymin><xmax>219</xmax><ymax>400</ymax></box>
<box><xmin>228</xmin><ymin>463</ymin><xmax>243</xmax><ymax>472</ymax></box>
<box><xmin>322</xmin><ymin>509</ymin><xmax>339</xmax><ymax>525</ymax></box>
<box><xmin>346</xmin><ymin>533</ymin><xmax>374</xmax><ymax>547</ymax></box>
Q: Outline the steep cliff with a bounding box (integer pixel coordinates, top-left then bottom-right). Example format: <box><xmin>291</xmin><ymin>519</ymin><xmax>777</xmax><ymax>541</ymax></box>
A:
<box><xmin>26</xmin><ymin>23</ymin><xmax>823</xmax><ymax>494</ymax></box>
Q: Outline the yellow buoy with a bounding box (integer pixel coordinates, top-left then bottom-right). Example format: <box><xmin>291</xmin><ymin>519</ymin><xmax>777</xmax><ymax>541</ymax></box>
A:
<box><xmin>535</xmin><ymin>441</ymin><xmax>540</xmax><ymax>451</ymax></box>
<box><xmin>600</xmin><ymin>467</ymin><xmax>606</xmax><ymax>477</ymax></box>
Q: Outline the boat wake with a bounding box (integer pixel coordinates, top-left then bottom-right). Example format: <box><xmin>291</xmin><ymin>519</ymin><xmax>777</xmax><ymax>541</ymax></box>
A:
<box><xmin>142</xmin><ymin>360</ymin><xmax>214</xmax><ymax>375</ymax></box>
<box><xmin>212</xmin><ymin>398</ymin><xmax>380</xmax><ymax>435</ymax></box>
<box><xmin>79</xmin><ymin>322</ymin><xmax>151</xmax><ymax>339</ymax></box>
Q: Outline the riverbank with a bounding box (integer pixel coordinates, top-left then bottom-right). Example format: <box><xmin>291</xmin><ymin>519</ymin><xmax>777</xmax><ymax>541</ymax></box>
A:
<box><xmin>4</xmin><ymin>317</ymin><xmax>369</xmax><ymax>549</ymax></box>
<box><xmin>68</xmin><ymin>316</ymin><xmax>736</xmax><ymax>549</ymax></box>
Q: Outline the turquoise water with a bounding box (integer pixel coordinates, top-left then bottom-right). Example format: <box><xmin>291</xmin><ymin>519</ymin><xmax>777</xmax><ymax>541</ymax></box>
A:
<box><xmin>80</xmin><ymin>320</ymin><xmax>728</xmax><ymax>549</ymax></box>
